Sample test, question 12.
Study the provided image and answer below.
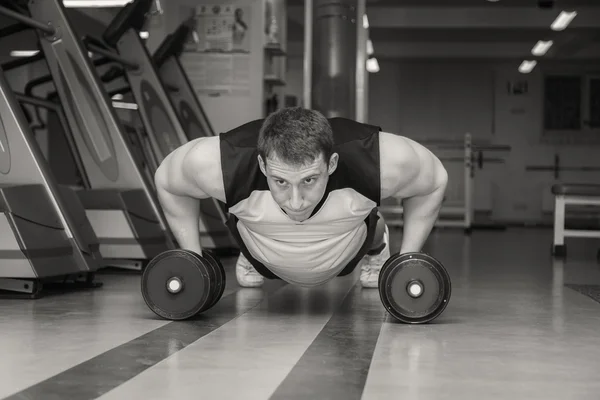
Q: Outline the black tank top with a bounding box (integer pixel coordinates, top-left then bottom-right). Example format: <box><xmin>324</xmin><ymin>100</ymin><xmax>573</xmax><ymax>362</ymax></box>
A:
<box><xmin>219</xmin><ymin>117</ymin><xmax>382</xmax><ymax>210</ymax></box>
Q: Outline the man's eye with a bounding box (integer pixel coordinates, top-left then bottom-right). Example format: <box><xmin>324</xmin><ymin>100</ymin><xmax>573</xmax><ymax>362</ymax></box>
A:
<box><xmin>276</xmin><ymin>180</ymin><xmax>286</xmax><ymax>185</ymax></box>
<box><xmin>304</xmin><ymin>178</ymin><xmax>314</xmax><ymax>184</ymax></box>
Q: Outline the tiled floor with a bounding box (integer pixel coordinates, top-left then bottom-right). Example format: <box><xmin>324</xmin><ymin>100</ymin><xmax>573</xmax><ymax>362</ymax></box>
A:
<box><xmin>1</xmin><ymin>227</ymin><xmax>600</xmax><ymax>400</ymax></box>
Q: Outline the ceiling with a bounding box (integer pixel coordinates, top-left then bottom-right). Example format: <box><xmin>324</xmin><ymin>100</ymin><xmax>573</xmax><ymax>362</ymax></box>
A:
<box><xmin>286</xmin><ymin>0</ymin><xmax>600</xmax><ymax>61</ymax></box>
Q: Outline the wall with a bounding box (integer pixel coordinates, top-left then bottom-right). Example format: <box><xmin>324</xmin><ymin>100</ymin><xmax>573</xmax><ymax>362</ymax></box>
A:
<box><xmin>370</xmin><ymin>58</ymin><xmax>600</xmax><ymax>224</ymax></box>
<box><xmin>284</xmin><ymin>54</ymin><xmax>600</xmax><ymax>224</ymax></box>
<box><xmin>162</xmin><ymin>0</ymin><xmax>267</xmax><ymax>134</ymax></box>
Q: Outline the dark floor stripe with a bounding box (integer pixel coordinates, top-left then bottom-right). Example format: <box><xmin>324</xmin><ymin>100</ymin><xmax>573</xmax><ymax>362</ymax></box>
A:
<box><xmin>269</xmin><ymin>283</ymin><xmax>387</xmax><ymax>400</ymax></box>
<box><xmin>4</xmin><ymin>282</ymin><xmax>286</xmax><ymax>400</ymax></box>
<box><xmin>566</xmin><ymin>284</ymin><xmax>600</xmax><ymax>304</ymax></box>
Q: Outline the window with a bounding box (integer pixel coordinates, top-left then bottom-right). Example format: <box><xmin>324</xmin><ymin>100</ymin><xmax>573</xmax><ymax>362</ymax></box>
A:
<box><xmin>543</xmin><ymin>75</ymin><xmax>581</xmax><ymax>131</ymax></box>
<box><xmin>585</xmin><ymin>75</ymin><xmax>600</xmax><ymax>129</ymax></box>
<box><xmin>542</xmin><ymin>72</ymin><xmax>600</xmax><ymax>144</ymax></box>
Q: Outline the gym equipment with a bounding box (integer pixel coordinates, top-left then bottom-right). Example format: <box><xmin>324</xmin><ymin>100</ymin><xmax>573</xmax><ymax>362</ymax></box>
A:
<box><xmin>526</xmin><ymin>154</ymin><xmax>600</xmax><ymax>179</ymax></box>
<box><xmin>202</xmin><ymin>249</ymin><xmax>226</xmax><ymax>308</ymax></box>
<box><xmin>379</xmin><ymin>133</ymin><xmax>511</xmax><ymax>233</ymax></box>
<box><xmin>378</xmin><ymin>252</ymin><xmax>451</xmax><ymax>324</ymax></box>
<box><xmin>2</xmin><ymin>0</ymin><xmax>175</xmax><ymax>269</ymax></box>
<box><xmin>17</xmin><ymin>66</ymin><xmax>160</xmax><ymax>193</ymax></box>
<box><xmin>153</xmin><ymin>18</ymin><xmax>215</xmax><ymax>140</ymax></box>
<box><xmin>98</xmin><ymin>0</ymin><xmax>187</xmax><ymax>161</ymax></box>
<box><xmin>0</xmin><ymin>65</ymin><xmax>101</xmax><ymax>297</ymax></box>
<box><xmin>141</xmin><ymin>249</ymin><xmax>225</xmax><ymax>320</ymax></box>
<box><xmin>15</xmin><ymin>93</ymin><xmax>92</xmax><ymax>189</ymax></box>
<box><xmin>550</xmin><ymin>183</ymin><xmax>600</xmax><ymax>258</ymax></box>
<box><xmin>84</xmin><ymin>0</ymin><xmax>235</xmax><ymax>251</ymax></box>
<box><xmin>528</xmin><ymin>155</ymin><xmax>600</xmax><ymax>258</ymax></box>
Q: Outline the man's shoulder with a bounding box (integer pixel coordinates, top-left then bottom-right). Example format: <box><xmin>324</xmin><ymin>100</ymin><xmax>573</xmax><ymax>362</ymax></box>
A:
<box><xmin>219</xmin><ymin>119</ymin><xmax>265</xmax><ymax>148</ymax></box>
<box><xmin>329</xmin><ymin>118</ymin><xmax>381</xmax><ymax>145</ymax></box>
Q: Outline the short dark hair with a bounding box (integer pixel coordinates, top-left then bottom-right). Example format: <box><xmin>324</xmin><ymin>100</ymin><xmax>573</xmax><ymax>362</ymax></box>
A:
<box><xmin>257</xmin><ymin>107</ymin><xmax>333</xmax><ymax>167</ymax></box>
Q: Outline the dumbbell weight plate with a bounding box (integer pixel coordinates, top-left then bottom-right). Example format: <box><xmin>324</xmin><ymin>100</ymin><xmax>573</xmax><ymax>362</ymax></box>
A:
<box><xmin>201</xmin><ymin>249</ymin><xmax>226</xmax><ymax>308</ymax></box>
<box><xmin>141</xmin><ymin>249</ymin><xmax>217</xmax><ymax>320</ymax></box>
<box><xmin>378</xmin><ymin>252</ymin><xmax>451</xmax><ymax>324</ymax></box>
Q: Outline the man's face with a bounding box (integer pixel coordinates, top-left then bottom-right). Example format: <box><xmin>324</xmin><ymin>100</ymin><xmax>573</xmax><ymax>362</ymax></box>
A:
<box><xmin>259</xmin><ymin>152</ymin><xmax>338</xmax><ymax>222</ymax></box>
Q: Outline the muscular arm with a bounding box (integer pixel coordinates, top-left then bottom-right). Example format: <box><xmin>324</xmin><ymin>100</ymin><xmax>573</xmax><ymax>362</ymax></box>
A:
<box><xmin>380</xmin><ymin>132</ymin><xmax>448</xmax><ymax>254</ymax></box>
<box><xmin>154</xmin><ymin>137</ymin><xmax>226</xmax><ymax>255</ymax></box>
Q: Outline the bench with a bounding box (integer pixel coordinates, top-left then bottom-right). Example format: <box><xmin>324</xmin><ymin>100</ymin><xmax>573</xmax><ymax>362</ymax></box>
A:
<box><xmin>552</xmin><ymin>183</ymin><xmax>600</xmax><ymax>257</ymax></box>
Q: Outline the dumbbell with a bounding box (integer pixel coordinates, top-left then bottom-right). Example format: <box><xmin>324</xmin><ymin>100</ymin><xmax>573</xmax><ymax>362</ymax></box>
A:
<box><xmin>141</xmin><ymin>249</ymin><xmax>226</xmax><ymax>320</ymax></box>
<box><xmin>378</xmin><ymin>252</ymin><xmax>451</xmax><ymax>324</ymax></box>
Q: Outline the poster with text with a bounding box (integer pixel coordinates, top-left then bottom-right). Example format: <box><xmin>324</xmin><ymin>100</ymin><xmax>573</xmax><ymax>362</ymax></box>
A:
<box><xmin>181</xmin><ymin>4</ymin><xmax>252</xmax><ymax>96</ymax></box>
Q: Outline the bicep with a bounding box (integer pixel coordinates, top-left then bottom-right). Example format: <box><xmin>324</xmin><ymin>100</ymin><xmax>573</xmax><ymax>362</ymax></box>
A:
<box><xmin>380</xmin><ymin>132</ymin><xmax>448</xmax><ymax>199</ymax></box>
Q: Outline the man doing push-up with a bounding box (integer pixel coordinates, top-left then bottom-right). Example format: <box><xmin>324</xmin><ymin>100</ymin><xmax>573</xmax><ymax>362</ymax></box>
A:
<box><xmin>154</xmin><ymin>107</ymin><xmax>448</xmax><ymax>289</ymax></box>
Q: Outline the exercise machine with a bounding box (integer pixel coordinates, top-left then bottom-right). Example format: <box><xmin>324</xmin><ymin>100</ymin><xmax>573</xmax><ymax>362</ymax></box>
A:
<box><xmin>0</xmin><ymin>0</ymin><xmax>177</xmax><ymax>270</ymax></box>
<box><xmin>550</xmin><ymin>183</ymin><xmax>600</xmax><ymax>258</ymax></box>
<box><xmin>82</xmin><ymin>0</ymin><xmax>236</xmax><ymax>251</ymax></box>
<box><xmin>153</xmin><ymin>18</ymin><xmax>215</xmax><ymax>141</ymax></box>
<box><xmin>0</xmin><ymin>64</ymin><xmax>101</xmax><ymax>297</ymax></box>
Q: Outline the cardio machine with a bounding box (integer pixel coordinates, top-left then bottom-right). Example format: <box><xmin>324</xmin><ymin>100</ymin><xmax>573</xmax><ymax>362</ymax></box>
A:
<box><xmin>0</xmin><ymin>0</ymin><xmax>175</xmax><ymax>270</ymax></box>
<box><xmin>79</xmin><ymin>0</ymin><xmax>237</xmax><ymax>252</ymax></box>
<box><xmin>0</xmin><ymin>12</ymin><xmax>102</xmax><ymax>296</ymax></box>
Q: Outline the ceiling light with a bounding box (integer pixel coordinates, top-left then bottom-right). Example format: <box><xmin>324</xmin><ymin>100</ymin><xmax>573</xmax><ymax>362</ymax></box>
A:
<box><xmin>551</xmin><ymin>11</ymin><xmax>577</xmax><ymax>31</ymax></box>
<box><xmin>10</xmin><ymin>50</ymin><xmax>39</xmax><ymax>57</ymax></box>
<box><xmin>363</xmin><ymin>14</ymin><xmax>369</xmax><ymax>29</ymax></box>
<box><xmin>112</xmin><ymin>101</ymin><xmax>138</xmax><ymax>110</ymax></box>
<box><xmin>62</xmin><ymin>0</ymin><xmax>133</xmax><ymax>7</ymax></box>
<box><xmin>518</xmin><ymin>60</ymin><xmax>537</xmax><ymax>74</ymax></box>
<box><xmin>366</xmin><ymin>57</ymin><xmax>379</xmax><ymax>73</ymax></box>
<box><xmin>139</xmin><ymin>31</ymin><xmax>149</xmax><ymax>39</ymax></box>
<box><xmin>366</xmin><ymin>39</ymin><xmax>374</xmax><ymax>56</ymax></box>
<box><xmin>531</xmin><ymin>40</ymin><xmax>553</xmax><ymax>56</ymax></box>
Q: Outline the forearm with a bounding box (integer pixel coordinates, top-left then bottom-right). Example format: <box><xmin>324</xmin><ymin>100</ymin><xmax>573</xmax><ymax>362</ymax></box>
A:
<box><xmin>400</xmin><ymin>184</ymin><xmax>446</xmax><ymax>254</ymax></box>
<box><xmin>156</xmin><ymin>188</ymin><xmax>203</xmax><ymax>255</ymax></box>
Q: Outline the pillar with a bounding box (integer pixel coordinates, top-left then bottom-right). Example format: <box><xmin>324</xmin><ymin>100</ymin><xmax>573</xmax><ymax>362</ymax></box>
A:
<box><xmin>311</xmin><ymin>0</ymin><xmax>358</xmax><ymax>119</ymax></box>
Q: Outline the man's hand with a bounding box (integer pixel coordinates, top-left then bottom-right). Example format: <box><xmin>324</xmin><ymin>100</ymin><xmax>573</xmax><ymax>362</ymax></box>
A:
<box><xmin>379</xmin><ymin>132</ymin><xmax>448</xmax><ymax>254</ymax></box>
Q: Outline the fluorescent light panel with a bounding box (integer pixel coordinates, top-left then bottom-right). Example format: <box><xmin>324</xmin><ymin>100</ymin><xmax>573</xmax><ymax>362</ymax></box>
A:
<box><xmin>10</xmin><ymin>50</ymin><xmax>39</xmax><ymax>57</ymax></box>
<box><xmin>366</xmin><ymin>57</ymin><xmax>379</xmax><ymax>73</ymax></box>
<box><xmin>551</xmin><ymin>11</ymin><xmax>577</xmax><ymax>31</ymax></box>
<box><xmin>366</xmin><ymin>39</ymin><xmax>374</xmax><ymax>56</ymax></box>
<box><xmin>532</xmin><ymin>40</ymin><xmax>553</xmax><ymax>56</ymax></box>
<box><xmin>519</xmin><ymin>60</ymin><xmax>537</xmax><ymax>74</ymax></box>
<box><xmin>112</xmin><ymin>101</ymin><xmax>138</xmax><ymax>110</ymax></box>
<box><xmin>63</xmin><ymin>0</ymin><xmax>133</xmax><ymax>7</ymax></box>
<box><xmin>363</xmin><ymin>14</ymin><xmax>369</xmax><ymax>29</ymax></box>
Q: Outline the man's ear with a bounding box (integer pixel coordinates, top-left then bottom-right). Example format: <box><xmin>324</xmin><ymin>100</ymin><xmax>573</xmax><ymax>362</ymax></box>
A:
<box><xmin>328</xmin><ymin>152</ymin><xmax>339</xmax><ymax>175</ymax></box>
<box><xmin>258</xmin><ymin>155</ymin><xmax>267</xmax><ymax>176</ymax></box>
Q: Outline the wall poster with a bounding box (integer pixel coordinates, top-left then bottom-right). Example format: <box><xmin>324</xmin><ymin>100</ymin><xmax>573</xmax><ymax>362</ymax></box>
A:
<box><xmin>181</xmin><ymin>3</ymin><xmax>252</xmax><ymax>97</ymax></box>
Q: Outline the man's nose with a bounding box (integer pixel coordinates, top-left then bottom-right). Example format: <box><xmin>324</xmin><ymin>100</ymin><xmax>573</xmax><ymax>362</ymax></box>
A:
<box><xmin>289</xmin><ymin>188</ymin><xmax>303</xmax><ymax>210</ymax></box>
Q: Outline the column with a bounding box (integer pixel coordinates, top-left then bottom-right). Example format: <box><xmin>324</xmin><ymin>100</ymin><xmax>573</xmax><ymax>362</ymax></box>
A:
<box><xmin>311</xmin><ymin>0</ymin><xmax>358</xmax><ymax>119</ymax></box>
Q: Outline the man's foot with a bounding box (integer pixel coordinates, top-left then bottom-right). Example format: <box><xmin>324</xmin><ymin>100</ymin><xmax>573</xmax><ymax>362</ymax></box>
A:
<box><xmin>360</xmin><ymin>224</ymin><xmax>390</xmax><ymax>288</ymax></box>
<box><xmin>236</xmin><ymin>252</ymin><xmax>264</xmax><ymax>287</ymax></box>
